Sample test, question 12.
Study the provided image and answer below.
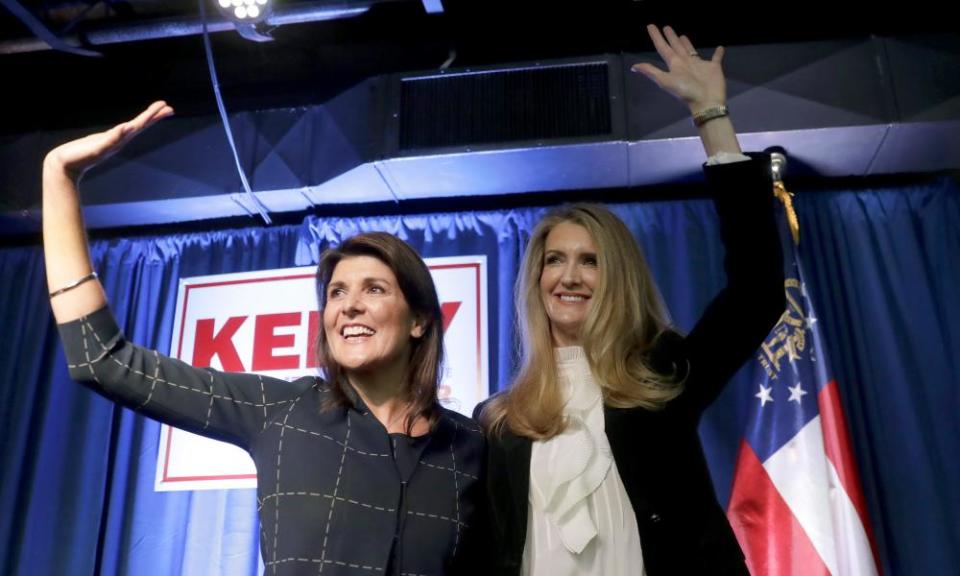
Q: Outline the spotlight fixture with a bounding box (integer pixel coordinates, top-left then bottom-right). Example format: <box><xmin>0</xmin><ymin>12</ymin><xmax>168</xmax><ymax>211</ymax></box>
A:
<box><xmin>215</xmin><ymin>0</ymin><xmax>271</xmax><ymax>23</ymax></box>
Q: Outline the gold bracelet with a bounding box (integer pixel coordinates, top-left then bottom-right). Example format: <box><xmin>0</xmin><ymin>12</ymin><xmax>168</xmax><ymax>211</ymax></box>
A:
<box><xmin>692</xmin><ymin>105</ymin><xmax>729</xmax><ymax>127</ymax></box>
<box><xmin>49</xmin><ymin>271</ymin><xmax>98</xmax><ymax>298</ymax></box>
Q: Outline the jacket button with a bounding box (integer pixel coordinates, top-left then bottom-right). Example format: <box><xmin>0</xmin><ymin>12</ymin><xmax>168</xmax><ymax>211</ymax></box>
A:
<box><xmin>649</xmin><ymin>513</ymin><xmax>662</xmax><ymax>523</ymax></box>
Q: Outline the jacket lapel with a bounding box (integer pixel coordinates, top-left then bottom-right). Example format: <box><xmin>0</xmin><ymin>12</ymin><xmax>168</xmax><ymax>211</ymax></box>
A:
<box><xmin>604</xmin><ymin>406</ymin><xmax>652</xmax><ymax>519</ymax></box>
<box><xmin>502</xmin><ymin>431</ymin><xmax>531</xmax><ymax>510</ymax></box>
<box><xmin>498</xmin><ymin>429</ymin><xmax>532</xmax><ymax>562</ymax></box>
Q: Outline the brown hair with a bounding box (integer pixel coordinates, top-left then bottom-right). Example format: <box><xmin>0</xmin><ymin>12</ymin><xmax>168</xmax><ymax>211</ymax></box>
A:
<box><xmin>315</xmin><ymin>232</ymin><xmax>443</xmax><ymax>433</ymax></box>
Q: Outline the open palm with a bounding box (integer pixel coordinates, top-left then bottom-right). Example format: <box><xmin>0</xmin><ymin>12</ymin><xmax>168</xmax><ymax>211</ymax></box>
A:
<box><xmin>46</xmin><ymin>101</ymin><xmax>174</xmax><ymax>178</ymax></box>
<box><xmin>632</xmin><ymin>25</ymin><xmax>727</xmax><ymax>112</ymax></box>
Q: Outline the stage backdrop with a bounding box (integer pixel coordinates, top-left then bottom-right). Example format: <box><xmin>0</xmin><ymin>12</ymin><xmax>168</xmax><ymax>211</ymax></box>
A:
<box><xmin>155</xmin><ymin>259</ymin><xmax>488</xmax><ymax>491</ymax></box>
<box><xmin>1</xmin><ymin>176</ymin><xmax>958</xmax><ymax>575</ymax></box>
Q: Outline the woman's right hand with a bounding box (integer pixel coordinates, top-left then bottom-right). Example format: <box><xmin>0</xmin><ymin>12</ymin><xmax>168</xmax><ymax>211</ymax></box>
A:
<box><xmin>44</xmin><ymin>101</ymin><xmax>174</xmax><ymax>180</ymax></box>
<box><xmin>43</xmin><ymin>100</ymin><xmax>173</xmax><ymax>323</ymax></box>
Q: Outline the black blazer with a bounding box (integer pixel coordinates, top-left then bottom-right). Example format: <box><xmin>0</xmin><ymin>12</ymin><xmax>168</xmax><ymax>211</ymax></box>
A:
<box><xmin>479</xmin><ymin>155</ymin><xmax>785</xmax><ymax>575</ymax></box>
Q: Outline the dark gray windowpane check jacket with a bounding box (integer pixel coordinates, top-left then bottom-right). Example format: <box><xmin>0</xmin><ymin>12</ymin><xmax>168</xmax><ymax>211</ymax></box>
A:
<box><xmin>58</xmin><ymin>308</ymin><xmax>489</xmax><ymax>576</ymax></box>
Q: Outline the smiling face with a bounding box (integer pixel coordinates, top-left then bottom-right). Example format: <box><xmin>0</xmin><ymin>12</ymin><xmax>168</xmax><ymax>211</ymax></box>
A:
<box><xmin>539</xmin><ymin>221</ymin><xmax>599</xmax><ymax>347</ymax></box>
<box><xmin>322</xmin><ymin>255</ymin><xmax>424</xmax><ymax>379</ymax></box>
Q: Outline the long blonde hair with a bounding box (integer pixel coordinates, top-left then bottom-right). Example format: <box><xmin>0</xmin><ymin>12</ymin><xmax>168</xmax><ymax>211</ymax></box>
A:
<box><xmin>482</xmin><ymin>204</ymin><xmax>684</xmax><ymax>439</ymax></box>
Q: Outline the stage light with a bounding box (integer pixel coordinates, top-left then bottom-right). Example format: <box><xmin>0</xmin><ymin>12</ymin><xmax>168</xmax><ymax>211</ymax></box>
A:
<box><xmin>214</xmin><ymin>0</ymin><xmax>271</xmax><ymax>23</ymax></box>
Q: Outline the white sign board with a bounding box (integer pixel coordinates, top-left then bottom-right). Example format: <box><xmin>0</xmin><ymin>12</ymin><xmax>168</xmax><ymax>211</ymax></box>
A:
<box><xmin>155</xmin><ymin>256</ymin><xmax>488</xmax><ymax>491</ymax></box>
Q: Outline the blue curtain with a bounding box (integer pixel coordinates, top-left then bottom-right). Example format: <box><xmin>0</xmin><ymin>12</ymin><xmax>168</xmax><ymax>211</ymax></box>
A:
<box><xmin>795</xmin><ymin>178</ymin><xmax>960</xmax><ymax>573</ymax></box>
<box><xmin>1</xmin><ymin>176</ymin><xmax>957</xmax><ymax>575</ymax></box>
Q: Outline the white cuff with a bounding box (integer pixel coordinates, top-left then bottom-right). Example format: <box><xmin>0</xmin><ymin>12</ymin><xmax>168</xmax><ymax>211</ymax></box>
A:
<box><xmin>706</xmin><ymin>151</ymin><xmax>751</xmax><ymax>165</ymax></box>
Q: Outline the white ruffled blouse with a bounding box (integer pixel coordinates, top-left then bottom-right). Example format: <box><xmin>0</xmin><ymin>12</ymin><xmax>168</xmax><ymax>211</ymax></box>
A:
<box><xmin>522</xmin><ymin>347</ymin><xmax>646</xmax><ymax>576</ymax></box>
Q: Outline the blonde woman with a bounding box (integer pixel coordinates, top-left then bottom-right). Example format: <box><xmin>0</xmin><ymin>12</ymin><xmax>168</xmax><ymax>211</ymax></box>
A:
<box><xmin>478</xmin><ymin>25</ymin><xmax>785</xmax><ymax>575</ymax></box>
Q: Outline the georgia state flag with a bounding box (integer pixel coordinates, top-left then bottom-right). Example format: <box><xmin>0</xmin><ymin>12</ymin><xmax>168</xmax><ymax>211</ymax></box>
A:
<box><xmin>726</xmin><ymin>211</ymin><xmax>881</xmax><ymax>576</ymax></box>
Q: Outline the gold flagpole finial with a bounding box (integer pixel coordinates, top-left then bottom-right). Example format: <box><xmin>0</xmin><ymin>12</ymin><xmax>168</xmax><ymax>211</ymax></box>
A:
<box><xmin>770</xmin><ymin>152</ymin><xmax>800</xmax><ymax>245</ymax></box>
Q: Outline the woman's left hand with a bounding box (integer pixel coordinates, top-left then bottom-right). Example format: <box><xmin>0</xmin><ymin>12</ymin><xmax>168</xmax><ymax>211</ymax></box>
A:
<box><xmin>631</xmin><ymin>24</ymin><xmax>727</xmax><ymax>114</ymax></box>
